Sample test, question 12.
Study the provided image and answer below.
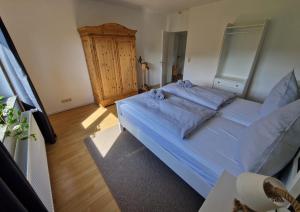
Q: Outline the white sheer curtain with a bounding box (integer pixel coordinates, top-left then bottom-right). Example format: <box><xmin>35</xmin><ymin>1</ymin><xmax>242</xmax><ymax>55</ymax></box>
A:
<box><xmin>0</xmin><ymin>30</ymin><xmax>41</xmax><ymax>111</ymax></box>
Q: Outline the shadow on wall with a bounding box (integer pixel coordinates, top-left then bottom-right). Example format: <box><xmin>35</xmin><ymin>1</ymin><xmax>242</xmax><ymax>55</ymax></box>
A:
<box><xmin>184</xmin><ymin>0</ymin><xmax>300</xmax><ymax>102</ymax></box>
<box><xmin>71</xmin><ymin>0</ymin><xmax>146</xmax><ymax>89</ymax></box>
<box><xmin>72</xmin><ymin>0</ymin><xmax>167</xmax><ymax>87</ymax></box>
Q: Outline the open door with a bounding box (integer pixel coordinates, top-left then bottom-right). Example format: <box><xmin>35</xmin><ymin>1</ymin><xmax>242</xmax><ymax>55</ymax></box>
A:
<box><xmin>161</xmin><ymin>31</ymin><xmax>187</xmax><ymax>86</ymax></box>
<box><xmin>161</xmin><ymin>31</ymin><xmax>169</xmax><ymax>86</ymax></box>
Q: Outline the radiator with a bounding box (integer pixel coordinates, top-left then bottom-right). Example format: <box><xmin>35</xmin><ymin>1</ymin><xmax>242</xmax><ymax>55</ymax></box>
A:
<box><xmin>14</xmin><ymin>111</ymin><xmax>54</xmax><ymax>212</ymax></box>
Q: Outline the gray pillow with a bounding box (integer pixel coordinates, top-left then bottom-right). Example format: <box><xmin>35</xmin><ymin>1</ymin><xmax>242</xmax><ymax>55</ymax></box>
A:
<box><xmin>260</xmin><ymin>71</ymin><xmax>299</xmax><ymax>117</ymax></box>
<box><xmin>239</xmin><ymin>99</ymin><xmax>300</xmax><ymax>176</ymax></box>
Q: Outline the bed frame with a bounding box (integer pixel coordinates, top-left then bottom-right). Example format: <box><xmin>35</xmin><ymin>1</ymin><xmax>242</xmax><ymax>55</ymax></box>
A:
<box><xmin>281</xmin><ymin>151</ymin><xmax>300</xmax><ymax>197</ymax></box>
<box><xmin>117</xmin><ymin>101</ymin><xmax>300</xmax><ymax>199</ymax></box>
<box><xmin>116</xmin><ymin>101</ymin><xmax>213</xmax><ymax>197</ymax></box>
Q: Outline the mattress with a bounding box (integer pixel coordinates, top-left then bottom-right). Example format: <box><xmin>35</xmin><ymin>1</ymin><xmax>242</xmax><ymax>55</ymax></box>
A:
<box><xmin>119</xmin><ymin>102</ymin><xmax>246</xmax><ymax>187</ymax></box>
<box><xmin>219</xmin><ymin>98</ymin><xmax>262</xmax><ymax>126</ymax></box>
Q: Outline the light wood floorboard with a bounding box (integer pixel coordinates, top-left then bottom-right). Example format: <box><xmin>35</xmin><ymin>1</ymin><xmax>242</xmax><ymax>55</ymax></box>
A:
<box><xmin>47</xmin><ymin>104</ymin><xmax>120</xmax><ymax>212</ymax></box>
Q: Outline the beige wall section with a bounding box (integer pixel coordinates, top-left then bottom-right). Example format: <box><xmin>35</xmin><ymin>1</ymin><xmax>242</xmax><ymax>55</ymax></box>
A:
<box><xmin>74</xmin><ymin>0</ymin><xmax>167</xmax><ymax>86</ymax></box>
<box><xmin>0</xmin><ymin>0</ymin><xmax>94</xmax><ymax>115</ymax></box>
<box><xmin>74</xmin><ymin>0</ymin><xmax>145</xmax><ymax>88</ymax></box>
<box><xmin>141</xmin><ymin>9</ymin><xmax>167</xmax><ymax>85</ymax></box>
<box><xmin>166</xmin><ymin>10</ymin><xmax>189</xmax><ymax>32</ymax></box>
<box><xmin>169</xmin><ymin>0</ymin><xmax>300</xmax><ymax>101</ymax></box>
<box><xmin>0</xmin><ymin>0</ymin><xmax>166</xmax><ymax>114</ymax></box>
<box><xmin>2</xmin><ymin>0</ymin><xmax>300</xmax><ymax>113</ymax></box>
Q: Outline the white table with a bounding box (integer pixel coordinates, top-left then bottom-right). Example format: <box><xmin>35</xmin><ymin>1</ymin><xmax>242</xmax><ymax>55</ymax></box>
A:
<box><xmin>199</xmin><ymin>171</ymin><xmax>288</xmax><ymax>212</ymax></box>
<box><xmin>199</xmin><ymin>171</ymin><xmax>237</xmax><ymax>212</ymax></box>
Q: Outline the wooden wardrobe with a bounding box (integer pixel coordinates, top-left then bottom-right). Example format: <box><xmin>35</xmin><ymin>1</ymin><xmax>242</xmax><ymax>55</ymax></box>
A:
<box><xmin>78</xmin><ymin>23</ymin><xmax>138</xmax><ymax>106</ymax></box>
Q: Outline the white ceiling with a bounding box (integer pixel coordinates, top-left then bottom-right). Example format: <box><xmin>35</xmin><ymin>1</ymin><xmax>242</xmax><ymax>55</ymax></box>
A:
<box><xmin>99</xmin><ymin>0</ymin><xmax>221</xmax><ymax>12</ymax></box>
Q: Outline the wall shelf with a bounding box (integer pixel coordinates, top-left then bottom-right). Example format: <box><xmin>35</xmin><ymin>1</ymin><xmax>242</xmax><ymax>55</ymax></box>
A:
<box><xmin>213</xmin><ymin>21</ymin><xmax>269</xmax><ymax>96</ymax></box>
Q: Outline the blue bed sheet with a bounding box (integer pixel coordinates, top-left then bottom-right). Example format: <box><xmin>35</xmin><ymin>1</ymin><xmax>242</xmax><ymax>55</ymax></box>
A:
<box><xmin>121</xmin><ymin>92</ymin><xmax>216</xmax><ymax>139</ymax></box>
<box><xmin>219</xmin><ymin>98</ymin><xmax>262</xmax><ymax>126</ymax></box>
<box><xmin>118</xmin><ymin>102</ymin><xmax>246</xmax><ymax>187</ymax></box>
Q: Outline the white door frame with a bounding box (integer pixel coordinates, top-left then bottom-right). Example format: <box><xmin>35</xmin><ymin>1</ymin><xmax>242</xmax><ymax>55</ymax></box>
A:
<box><xmin>160</xmin><ymin>30</ymin><xmax>188</xmax><ymax>87</ymax></box>
<box><xmin>160</xmin><ymin>30</ymin><xmax>169</xmax><ymax>87</ymax></box>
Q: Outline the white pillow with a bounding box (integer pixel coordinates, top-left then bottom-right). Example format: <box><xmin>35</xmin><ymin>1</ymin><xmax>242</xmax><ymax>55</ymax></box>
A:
<box><xmin>260</xmin><ymin>71</ymin><xmax>299</xmax><ymax>117</ymax></box>
<box><xmin>239</xmin><ymin>99</ymin><xmax>300</xmax><ymax>176</ymax></box>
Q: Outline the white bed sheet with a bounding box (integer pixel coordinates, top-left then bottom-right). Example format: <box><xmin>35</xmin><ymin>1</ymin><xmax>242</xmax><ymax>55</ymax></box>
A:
<box><xmin>219</xmin><ymin>98</ymin><xmax>262</xmax><ymax>126</ymax></box>
<box><xmin>119</xmin><ymin>103</ymin><xmax>246</xmax><ymax>187</ymax></box>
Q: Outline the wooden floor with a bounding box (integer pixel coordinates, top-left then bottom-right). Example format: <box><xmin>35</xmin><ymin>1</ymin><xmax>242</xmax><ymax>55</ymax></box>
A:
<box><xmin>46</xmin><ymin>104</ymin><xmax>120</xmax><ymax>212</ymax></box>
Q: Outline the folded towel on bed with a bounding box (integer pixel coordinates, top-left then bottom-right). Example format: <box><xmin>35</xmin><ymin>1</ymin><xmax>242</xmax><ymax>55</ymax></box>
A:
<box><xmin>176</xmin><ymin>80</ymin><xmax>185</xmax><ymax>87</ymax></box>
<box><xmin>183</xmin><ymin>80</ymin><xmax>193</xmax><ymax>88</ymax></box>
<box><xmin>123</xmin><ymin>92</ymin><xmax>216</xmax><ymax>139</ymax></box>
<box><xmin>176</xmin><ymin>80</ymin><xmax>193</xmax><ymax>88</ymax></box>
<box><xmin>149</xmin><ymin>89</ymin><xmax>165</xmax><ymax>100</ymax></box>
<box><xmin>156</xmin><ymin>90</ymin><xmax>165</xmax><ymax>100</ymax></box>
<box><xmin>163</xmin><ymin>83</ymin><xmax>236</xmax><ymax>110</ymax></box>
<box><xmin>149</xmin><ymin>89</ymin><xmax>157</xmax><ymax>98</ymax></box>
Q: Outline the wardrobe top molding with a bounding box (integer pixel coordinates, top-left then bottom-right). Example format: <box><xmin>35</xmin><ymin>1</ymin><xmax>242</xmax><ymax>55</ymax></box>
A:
<box><xmin>78</xmin><ymin>23</ymin><xmax>137</xmax><ymax>37</ymax></box>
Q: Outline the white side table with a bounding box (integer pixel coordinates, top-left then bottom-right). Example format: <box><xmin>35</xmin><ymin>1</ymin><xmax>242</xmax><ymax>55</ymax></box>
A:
<box><xmin>199</xmin><ymin>171</ymin><xmax>237</xmax><ymax>212</ymax></box>
<box><xmin>199</xmin><ymin>171</ymin><xmax>287</xmax><ymax>212</ymax></box>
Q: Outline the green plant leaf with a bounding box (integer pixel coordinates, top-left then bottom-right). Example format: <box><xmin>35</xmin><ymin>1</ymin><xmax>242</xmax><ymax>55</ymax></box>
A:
<box><xmin>0</xmin><ymin>96</ymin><xmax>36</xmax><ymax>143</ymax></box>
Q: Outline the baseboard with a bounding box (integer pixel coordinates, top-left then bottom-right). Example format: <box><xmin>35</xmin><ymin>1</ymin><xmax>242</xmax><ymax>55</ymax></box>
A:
<box><xmin>150</xmin><ymin>84</ymin><xmax>160</xmax><ymax>89</ymax></box>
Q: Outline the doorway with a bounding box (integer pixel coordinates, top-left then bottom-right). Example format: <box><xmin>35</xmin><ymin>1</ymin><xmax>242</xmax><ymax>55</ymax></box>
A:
<box><xmin>161</xmin><ymin>31</ymin><xmax>187</xmax><ymax>86</ymax></box>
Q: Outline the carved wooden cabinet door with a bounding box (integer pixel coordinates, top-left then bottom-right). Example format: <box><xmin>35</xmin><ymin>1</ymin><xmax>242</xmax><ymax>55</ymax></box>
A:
<box><xmin>114</xmin><ymin>36</ymin><xmax>137</xmax><ymax>94</ymax></box>
<box><xmin>93</xmin><ymin>36</ymin><xmax>122</xmax><ymax>101</ymax></box>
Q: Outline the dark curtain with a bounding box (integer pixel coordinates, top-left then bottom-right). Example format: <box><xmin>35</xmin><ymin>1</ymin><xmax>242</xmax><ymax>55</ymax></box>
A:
<box><xmin>0</xmin><ymin>17</ymin><xmax>56</xmax><ymax>144</ymax></box>
<box><xmin>0</xmin><ymin>142</ymin><xmax>47</xmax><ymax>211</ymax></box>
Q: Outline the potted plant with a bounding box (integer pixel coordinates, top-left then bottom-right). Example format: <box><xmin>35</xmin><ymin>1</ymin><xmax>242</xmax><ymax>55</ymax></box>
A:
<box><xmin>0</xmin><ymin>96</ymin><xmax>36</xmax><ymax>143</ymax></box>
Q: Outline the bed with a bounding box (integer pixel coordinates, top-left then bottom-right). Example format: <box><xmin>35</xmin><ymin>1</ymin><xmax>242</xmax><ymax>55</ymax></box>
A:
<box><xmin>116</xmin><ymin>73</ymin><xmax>300</xmax><ymax>197</ymax></box>
<box><xmin>116</xmin><ymin>88</ymin><xmax>262</xmax><ymax>197</ymax></box>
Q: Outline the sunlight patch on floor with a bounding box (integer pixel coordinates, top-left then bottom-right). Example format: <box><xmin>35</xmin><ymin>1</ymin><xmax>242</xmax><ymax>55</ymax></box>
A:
<box><xmin>81</xmin><ymin>107</ymin><xmax>107</xmax><ymax>129</ymax></box>
<box><xmin>90</xmin><ymin>126</ymin><xmax>121</xmax><ymax>157</ymax></box>
<box><xmin>96</xmin><ymin>113</ymin><xmax>118</xmax><ymax>131</ymax></box>
<box><xmin>82</xmin><ymin>105</ymin><xmax>119</xmax><ymax>157</ymax></box>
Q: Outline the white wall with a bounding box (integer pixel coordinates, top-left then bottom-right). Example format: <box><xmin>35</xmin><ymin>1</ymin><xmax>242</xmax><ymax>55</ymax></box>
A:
<box><xmin>0</xmin><ymin>0</ymin><xmax>166</xmax><ymax>114</ymax></box>
<box><xmin>74</xmin><ymin>0</ymin><xmax>145</xmax><ymax>88</ymax></box>
<box><xmin>141</xmin><ymin>9</ymin><xmax>167</xmax><ymax>85</ymax></box>
<box><xmin>2</xmin><ymin>0</ymin><xmax>299</xmax><ymax>113</ymax></box>
<box><xmin>0</xmin><ymin>0</ymin><xmax>93</xmax><ymax>114</ymax></box>
<box><xmin>166</xmin><ymin>10</ymin><xmax>189</xmax><ymax>32</ymax></box>
<box><xmin>168</xmin><ymin>0</ymin><xmax>300</xmax><ymax>101</ymax></box>
<box><xmin>74</xmin><ymin>0</ymin><xmax>167</xmax><ymax>86</ymax></box>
